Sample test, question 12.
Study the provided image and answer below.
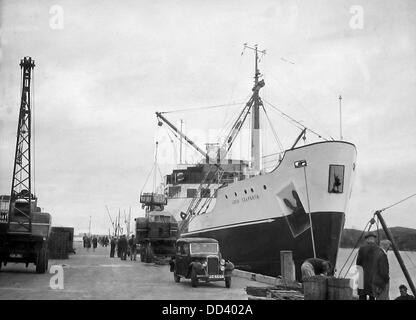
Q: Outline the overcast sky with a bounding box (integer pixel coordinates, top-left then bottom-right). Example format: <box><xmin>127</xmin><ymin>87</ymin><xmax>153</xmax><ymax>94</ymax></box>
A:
<box><xmin>1</xmin><ymin>0</ymin><xmax>415</xmax><ymax>234</ymax></box>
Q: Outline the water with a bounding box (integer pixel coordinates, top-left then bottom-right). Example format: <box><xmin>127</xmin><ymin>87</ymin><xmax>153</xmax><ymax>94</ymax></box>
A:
<box><xmin>336</xmin><ymin>248</ymin><xmax>416</xmax><ymax>299</ymax></box>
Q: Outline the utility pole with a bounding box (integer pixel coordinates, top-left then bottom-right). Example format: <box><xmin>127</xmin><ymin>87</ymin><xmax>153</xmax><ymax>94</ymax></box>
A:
<box><xmin>339</xmin><ymin>95</ymin><xmax>343</xmax><ymax>140</ymax></box>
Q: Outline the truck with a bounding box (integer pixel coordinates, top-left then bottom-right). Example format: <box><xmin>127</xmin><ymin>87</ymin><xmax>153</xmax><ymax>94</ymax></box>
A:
<box><xmin>135</xmin><ymin>193</ymin><xmax>179</xmax><ymax>263</ymax></box>
<box><xmin>0</xmin><ymin>57</ymin><xmax>51</xmax><ymax>273</ymax></box>
<box><xmin>0</xmin><ymin>192</ymin><xmax>51</xmax><ymax>273</ymax></box>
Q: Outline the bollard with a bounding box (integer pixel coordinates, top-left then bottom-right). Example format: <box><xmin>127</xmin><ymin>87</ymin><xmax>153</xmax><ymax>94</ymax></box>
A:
<box><xmin>280</xmin><ymin>250</ymin><xmax>295</xmax><ymax>282</ymax></box>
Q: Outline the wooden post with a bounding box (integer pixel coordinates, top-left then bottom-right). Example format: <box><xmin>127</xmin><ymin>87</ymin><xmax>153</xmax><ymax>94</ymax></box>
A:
<box><xmin>280</xmin><ymin>250</ymin><xmax>296</xmax><ymax>282</ymax></box>
<box><xmin>375</xmin><ymin>210</ymin><xmax>416</xmax><ymax>297</ymax></box>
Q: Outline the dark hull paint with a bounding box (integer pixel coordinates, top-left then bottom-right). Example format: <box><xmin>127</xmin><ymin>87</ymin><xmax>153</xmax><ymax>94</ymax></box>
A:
<box><xmin>183</xmin><ymin>212</ymin><xmax>345</xmax><ymax>280</ymax></box>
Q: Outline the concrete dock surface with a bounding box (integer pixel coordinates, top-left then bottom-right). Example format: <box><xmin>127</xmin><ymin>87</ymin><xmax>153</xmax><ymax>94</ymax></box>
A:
<box><xmin>0</xmin><ymin>242</ymin><xmax>268</xmax><ymax>300</ymax></box>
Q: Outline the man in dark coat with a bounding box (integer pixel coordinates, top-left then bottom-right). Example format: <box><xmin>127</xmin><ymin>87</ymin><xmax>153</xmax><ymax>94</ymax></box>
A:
<box><xmin>83</xmin><ymin>234</ymin><xmax>87</xmax><ymax>248</ymax></box>
<box><xmin>373</xmin><ymin>240</ymin><xmax>391</xmax><ymax>300</ymax></box>
<box><xmin>128</xmin><ymin>235</ymin><xmax>137</xmax><ymax>261</ymax></box>
<box><xmin>110</xmin><ymin>237</ymin><xmax>116</xmax><ymax>258</ymax></box>
<box><xmin>119</xmin><ymin>235</ymin><xmax>128</xmax><ymax>260</ymax></box>
<box><xmin>356</xmin><ymin>232</ymin><xmax>381</xmax><ymax>300</ymax></box>
<box><xmin>92</xmin><ymin>236</ymin><xmax>98</xmax><ymax>251</ymax></box>
<box><xmin>117</xmin><ymin>236</ymin><xmax>121</xmax><ymax>258</ymax></box>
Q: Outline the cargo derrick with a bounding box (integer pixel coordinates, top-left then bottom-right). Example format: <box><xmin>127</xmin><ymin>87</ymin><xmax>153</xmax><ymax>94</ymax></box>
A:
<box><xmin>0</xmin><ymin>57</ymin><xmax>51</xmax><ymax>273</ymax></box>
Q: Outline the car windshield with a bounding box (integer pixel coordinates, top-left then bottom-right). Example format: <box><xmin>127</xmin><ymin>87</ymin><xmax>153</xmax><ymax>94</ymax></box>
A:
<box><xmin>190</xmin><ymin>243</ymin><xmax>218</xmax><ymax>254</ymax></box>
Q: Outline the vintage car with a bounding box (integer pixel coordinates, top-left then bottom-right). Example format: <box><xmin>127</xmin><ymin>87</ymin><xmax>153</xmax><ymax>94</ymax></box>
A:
<box><xmin>169</xmin><ymin>237</ymin><xmax>234</xmax><ymax>288</ymax></box>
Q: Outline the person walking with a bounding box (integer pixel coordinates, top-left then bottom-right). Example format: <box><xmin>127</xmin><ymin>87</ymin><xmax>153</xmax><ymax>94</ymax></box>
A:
<box><xmin>356</xmin><ymin>232</ymin><xmax>380</xmax><ymax>300</ymax></box>
<box><xmin>83</xmin><ymin>233</ymin><xmax>87</xmax><ymax>248</ymax></box>
<box><xmin>110</xmin><ymin>236</ymin><xmax>116</xmax><ymax>258</ymax></box>
<box><xmin>86</xmin><ymin>236</ymin><xmax>92</xmax><ymax>252</ymax></box>
<box><xmin>117</xmin><ymin>236</ymin><xmax>121</xmax><ymax>258</ymax></box>
<box><xmin>129</xmin><ymin>235</ymin><xmax>137</xmax><ymax>261</ymax></box>
<box><xmin>120</xmin><ymin>235</ymin><xmax>128</xmax><ymax>261</ymax></box>
<box><xmin>92</xmin><ymin>235</ymin><xmax>98</xmax><ymax>252</ymax></box>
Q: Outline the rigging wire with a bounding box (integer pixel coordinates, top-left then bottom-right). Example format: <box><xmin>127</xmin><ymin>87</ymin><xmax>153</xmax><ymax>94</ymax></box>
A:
<box><xmin>160</xmin><ymin>102</ymin><xmax>245</xmax><ymax>114</ymax></box>
<box><xmin>338</xmin><ymin>219</ymin><xmax>372</xmax><ymax>278</ymax></box>
<box><xmin>265</xmin><ymin>71</ymin><xmax>335</xmax><ymax>140</ymax></box>
<box><xmin>140</xmin><ymin>165</ymin><xmax>155</xmax><ymax>195</ymax></box>
<box><xmin>378</xmin><ymin>193</ymin><xmax>416</xmax><ymax>214</ymax></box>
<box><xmin>261</xmin><ymin>104</ymin><xmax>284</xmax><ymax>152</ymax></box>
<box><xmin>263</xmin><ymin>99</ymin><xmax>328</xmax><ymax>141</ymax></box>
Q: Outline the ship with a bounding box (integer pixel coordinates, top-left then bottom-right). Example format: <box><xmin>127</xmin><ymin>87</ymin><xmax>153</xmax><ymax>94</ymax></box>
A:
<box><xmin>142</xmin><ymin>44</ymin><xmax>357</xmax><ymax>279</ymax></box>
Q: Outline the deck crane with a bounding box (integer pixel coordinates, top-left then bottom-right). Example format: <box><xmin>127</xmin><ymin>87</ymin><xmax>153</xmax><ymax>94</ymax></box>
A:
<box><xmin>0</xmin><ymin>57</ymin><xmax>51</xmax><ymax>273</ymax></box>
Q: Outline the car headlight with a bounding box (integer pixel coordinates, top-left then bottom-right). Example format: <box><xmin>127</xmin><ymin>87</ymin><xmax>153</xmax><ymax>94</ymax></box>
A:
<box><xmin>202</xmin><ymin>261</ymin><xmax>208</xmax><ymax>268</ymax></box>
<box><xmin>220</xmin><ymin>266</ymin><xmax>225</xmax><ymax>271</ymax></box>
<box><xmin>220</xmin><ymin>259</ymin><xmax>225</xmax><ymax>265</ymax></box>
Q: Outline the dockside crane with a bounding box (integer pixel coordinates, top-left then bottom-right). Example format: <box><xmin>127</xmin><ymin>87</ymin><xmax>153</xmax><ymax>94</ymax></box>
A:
<box><xmin>0</xmin><ymin>57</ymin><xmax>51</xmax><ymax>273</ymax></box>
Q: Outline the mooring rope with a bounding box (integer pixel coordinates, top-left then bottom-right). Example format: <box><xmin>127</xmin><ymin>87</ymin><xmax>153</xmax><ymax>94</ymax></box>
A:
<box><xmin>338</xmin><ymin>219</ymin><xmax>372</xmax><ymax>278</ymax></box>
<box><xmin>379</xmin><ymin>193</ymin><xmax>416</xmax><ymax>213</ymax></box>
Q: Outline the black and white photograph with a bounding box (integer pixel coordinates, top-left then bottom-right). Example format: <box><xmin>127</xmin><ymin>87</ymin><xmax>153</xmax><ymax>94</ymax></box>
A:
<box><xmin>0</xmin><ymin>0</ymin><xmax>415</xmax><ymax>309</ymax></box>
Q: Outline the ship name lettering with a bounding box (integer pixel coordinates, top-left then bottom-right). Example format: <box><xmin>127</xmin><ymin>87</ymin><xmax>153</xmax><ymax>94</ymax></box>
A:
<box><xmin>242</xmin><ymin>194</ymin><xmax>260</xmax><ymax>202</ymax></box>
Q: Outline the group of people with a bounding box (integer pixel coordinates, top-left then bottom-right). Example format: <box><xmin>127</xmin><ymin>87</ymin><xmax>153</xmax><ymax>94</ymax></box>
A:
<box><xmin>83</xmin><ymin>234</ymin><xmax>110</xmax><ymax>251</ymax></box>
<box><xmin>356</xmin><ymin>231</ymin><xmax>415</xmax><ymax>300</ymax></box>
<box><xmin>299</xmin><ymin>231</ymin><xmax>415</xmax><ymax>300</ymax></box>
<box><xmin>110</xmin><ymin>234</ymin><xmax>138</xmax><ymax>261</ymax></box>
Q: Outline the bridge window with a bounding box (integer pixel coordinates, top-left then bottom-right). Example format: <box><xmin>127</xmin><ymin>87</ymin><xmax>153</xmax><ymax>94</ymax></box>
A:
<box><xmin>168</xmin><ymin>186</ymin><xmax>181</xmax><ymax>198</ymax></box>
<box><xmin>187</xmin><ymin>188</ymin><xmax>197</xmax><ymax>198</ymax></box>
<box><xmin>201</xmin><ymin>188</ymin><xmax>211</xmax><ymax>198</ymax></box>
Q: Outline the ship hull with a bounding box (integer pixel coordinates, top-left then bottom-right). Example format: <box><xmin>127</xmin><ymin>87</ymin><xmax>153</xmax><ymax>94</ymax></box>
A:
<box><xmin>165</xmin><ymin>141</ymin><xmax>356</xmax><ymax>280</ymax></box>
<box><xmin>182</xmin><ymin>211</ymin><xmax>344</xmax><ymax>279</ymax></box>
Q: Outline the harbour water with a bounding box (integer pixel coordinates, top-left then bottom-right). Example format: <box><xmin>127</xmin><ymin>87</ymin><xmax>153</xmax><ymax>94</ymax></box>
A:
<box><xmin>336</xmin><ymin>248</ymin><xmax>416</xmax><ymax>299</ymax></box>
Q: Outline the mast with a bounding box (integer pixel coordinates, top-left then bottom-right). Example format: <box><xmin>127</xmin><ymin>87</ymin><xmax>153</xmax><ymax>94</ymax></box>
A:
<box><xmin>243</xmin><ymin>44</ymin><xmax>265</xmax><ymax>173</ymax></box>
<box><xmin>252</xmin><ymin>45</ymin><xmax>261</xmax><ymax>172</ymax></box>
